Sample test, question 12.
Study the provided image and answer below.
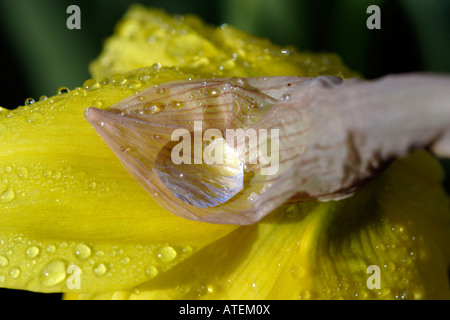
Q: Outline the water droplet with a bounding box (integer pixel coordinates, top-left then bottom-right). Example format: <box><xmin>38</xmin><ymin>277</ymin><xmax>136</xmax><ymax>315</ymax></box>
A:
<box><xmin>154</xmin><ymin>137</ymin><xmax>243</xmax><ymax>208</ymax></box>
<box><xmin>83</xmin><ymin>79</ymin><xmax>100</xmax><ymax>91</ymax></box>
<box><xmin>39</xmin><ymin>95</ymin><xmax>48</xmax><ymax>101</ymax></box>
<box><xmin>155</xmin><ymin>246</ymin><xmax>177</xmax><ymax>263</ymax></box>
<box><xmin>120</xmin><ymin>256</ymin><xmax>130</xmax><ymax>264</ymax></box>
<box><xmin>110</xmin><ymin>74</ymin><xmax>126</xmax><ymax>86</ymax></box>
<box><xmin>0</xmin><ymin>256</ymin><xmax>9</xmax><ymax>267</ymax></box>
<box><xmin>46</xmin><ymin>245</ymin><xmax>56</xmax><ymax>254</ymax></box>
<box><xmin>24</xmin><ymin>98</ymin><xmax>35</xmax><ymax>105</ymax></box>
<box><xmin>151</xmin><ymin>62</ymin><xmax>161</xmax><ymax>70</ymax></box>
<box><xmin>9</xmin><ymin>267</ymin><xmax>20</xmax><ymax>279</ymax></box>
<box><xmin>57</xmin><ymin>87</ymin><xmax>69</xmax><ymax>95</ymax></box>
<box><xmin>156</xmin><ymin>87</ymin><xmax>167</xmax><ymax>95</ymax></box>
<box><xmin>97</xmin><ymin>121</ymin><xmax>105</xmax><ymax>127</ymax></box>
<box><xmin>93</xmin><ymin>263</ymin><xmax>107</xmax><ymax>277</ymax></box>
<box><xmin>74</xmin><ymin>243</ymin><xmax>91</xmax><ymax>260</ymax></box>
<box><xmin>0</xmin><ymin>186</ymin><xmax>15</xmax><ymax>204</ymax></box>
<box><xmin>127</xmin><ymin>79</ymin><xmax>141</xmax><ymax>90</ymax></box>
<box><xmin>168</xmin><ymin>100</ymin><xmax>184</xmax><ymax>108</ymax></box>
<box><xmin>25</xmin><ymin>246</ymin><xmax>40</xmax><ymax>259</ymax></box>
<box><xmin>247</xmin><ymin>192</ymin><xmax>259</xmax><ymax>203</ymax></box>
<box><xmin>40</xmin><ymin>260</ymin><xmax>67</xmax><ymax>286</ymax></box>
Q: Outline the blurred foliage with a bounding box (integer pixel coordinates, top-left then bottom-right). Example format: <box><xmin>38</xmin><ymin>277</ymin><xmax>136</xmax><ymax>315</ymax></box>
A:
<box><xmin>0</xmin><ymin>0</ymin><xmax>449</xmax><ymax>300</ymax></box>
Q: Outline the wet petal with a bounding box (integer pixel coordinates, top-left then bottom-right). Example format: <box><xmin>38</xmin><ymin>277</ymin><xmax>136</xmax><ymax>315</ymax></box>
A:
<box><xmin>71</xmin><ymin>151</ymin><xmax>450</xmax><ymax>299</ymax></box>
<box><xmin>0</xmin><ymin>68</ymin><xmax>237</xmax><ymax>293</ymax></box>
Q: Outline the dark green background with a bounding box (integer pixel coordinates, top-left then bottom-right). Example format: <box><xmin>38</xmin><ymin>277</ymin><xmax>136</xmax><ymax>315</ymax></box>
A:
<box><xmin>0</xmin><ymin>0</ymin><xmax>449</xmax><ymax>299</ymax></box>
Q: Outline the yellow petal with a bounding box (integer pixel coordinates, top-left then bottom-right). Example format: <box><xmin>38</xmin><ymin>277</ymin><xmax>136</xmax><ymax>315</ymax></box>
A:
<box><xmin>72</xmin><ymin>151</ymin><xmax>450</xmax><ymax>300</ymax></box>
<box><xmin>89</xmin><ymin>5</ymin><xmax>357</xmax><ymax>80</ymax></box>
<box><xmin>0</xmin><ymin>68</ymin><xmax>237</xmax><ymax>293</ymax></box>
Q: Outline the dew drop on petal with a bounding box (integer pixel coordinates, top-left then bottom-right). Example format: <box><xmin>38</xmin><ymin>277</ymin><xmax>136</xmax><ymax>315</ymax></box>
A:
<box><xmin>145</xmin><ymin>265</ymin><xmax>159</xmax><ymax>279</ymax></box>
<box><xmin>25</xmin><ymin>246</ymin><xmax>40</xmax><ymax>259</ymax></box>
<box><xmin>74</xmin><ymin>243</ymin><xmax>91</xmax><ymax>260</ymax></box>
<box><xmin>83</xmin><ymin>79</ymin><xmax>100</xmax><ymax>91</ymax></box>
<box><xmin>93</xmin><ymin>263</ymin><xmax>107</xmax><ymax>277</ymax></box>
<box><xmin>46</xmin><ymin>245</ymin><xmax>56</xmax><ymax>254</ymax></box>
<box><xmin>110</xmin><ymin>74</ymin><xmax>126</xmax><ymax>86</ymax></box>
<box><xmin>9</xmin><ymin>267</ymin><xmax>20</xmax><ymax>279</ymax></box>
<box><xmin>155</xmin><ymin>246</ymin><xmax>177</xmax><ymax>263</ymax></box>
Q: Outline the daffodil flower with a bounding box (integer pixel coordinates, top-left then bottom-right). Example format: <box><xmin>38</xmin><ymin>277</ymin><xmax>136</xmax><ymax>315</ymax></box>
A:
<box><xmin>0</xmin><ymin>5</ymin><xmax>449</xmax><ymax>300</ymax></box>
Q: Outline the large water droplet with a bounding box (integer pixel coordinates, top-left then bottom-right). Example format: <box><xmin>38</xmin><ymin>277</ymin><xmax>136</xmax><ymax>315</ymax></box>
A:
<box><xmin>92</xmin><ymin>100</ymin><xmax>103</xmax><ymax>108</ymax></box>
<box><xmin>154</xmin><ymin>137</ymin><xmax>244</xmax><ymax>208</ymax></box>
<box><xmin>142</xmin><ymin>102</ymin><xmax>164</xmax><ymax>115</ymax></box>
<box><xmin>16</xmin><ymin>167</ymin><xmax>29</xmax><ymax>179</ymax></box>
<box><xmin>46</xmin><ymin>244</ymin><xmax>56</xmax><ymax>254</ymax></box>
<box><xmin>110</xmin><ymin>74</ymin><xmax>126</xmax><ymax>86</ymax></box>
<box><xmin>247</xmin><ymin>192</ymin><xmax>259</xmax><ymax>203</ymax></box>
<box><xmin>57</xmin><ymin>87</ymin><xmax>69</xmax><ymax>95</ymax></box>
<box><xmin>74</xmin><ymin>243</ymin><xmax>91</xmax><ymax>260</ymax></box>
<box><xmin>83</xmin><ymin>79</ymin><xmax>100</xmax><ymax>91</ymax></box>
<box><xmin>24</xmin><ymin>97</ymin><xmax>35</xmax><ymax>105</ymax></box>
<box><xmin>40</xmin><ymin>260</ymin><xmax>67</xmax><ymax>287</ymax></box>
